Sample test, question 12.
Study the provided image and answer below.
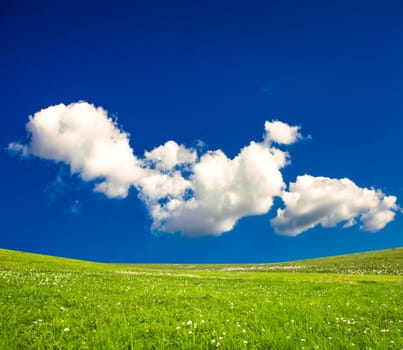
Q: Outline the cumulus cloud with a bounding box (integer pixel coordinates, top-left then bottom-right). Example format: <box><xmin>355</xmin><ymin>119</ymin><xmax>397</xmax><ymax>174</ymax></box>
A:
<box><xmin>271</xmin><ymin>175</ymin><xmax>398</xmax><ymax>236</ymax></box>
<box><xmin>148</xmin><ymin>141</ymin><xmax>287</xmax><ymax>236</ymax></box>
<box><xmin>264</xmin><ymin>120</ymin><xmax>302</xmax><ymax>145</ymax></box>
<box><xmin>8</xmin><ymin>102</ymin><xmax>399</xmax><ymax>237</ymax></box>
<box><xmin>144</xmin><ymin>140</ymin><xmax>197</xmax><ymax>171</ymax></box>
<box><xmin>8</xmin><ymin>102</ymin><xmax>142</xmax><ymax>198</ymax></box>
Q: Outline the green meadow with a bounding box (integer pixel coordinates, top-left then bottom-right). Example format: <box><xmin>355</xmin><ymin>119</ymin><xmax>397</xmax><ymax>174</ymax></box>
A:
<box><xmin>0</xmin><ymin>248</ymin><xmax>402</xmax><ymax>349</ymax></box>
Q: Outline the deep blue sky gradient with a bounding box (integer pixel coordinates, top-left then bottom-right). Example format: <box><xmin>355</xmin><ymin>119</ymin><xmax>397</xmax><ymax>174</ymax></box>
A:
<box><xmin>1</xmin><ymin>0</ymin><xmax>402</xmax><ymax>262</ymax></box>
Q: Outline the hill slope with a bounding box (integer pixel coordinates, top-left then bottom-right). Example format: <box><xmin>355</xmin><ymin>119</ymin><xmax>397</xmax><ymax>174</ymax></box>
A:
<box><xmin>0</xmin><ymin>246</ymin><xmax>402</xmax><ymax>275</ymax></box>
<box><xmin>271</xmin><ymin>247</ymin><xmax>403</xmax><ymax>275</ymax></box>
<box><xmin>0</xmin><ymin>248</ymin><xmax>109</xmax><ymax>272</ymax></box>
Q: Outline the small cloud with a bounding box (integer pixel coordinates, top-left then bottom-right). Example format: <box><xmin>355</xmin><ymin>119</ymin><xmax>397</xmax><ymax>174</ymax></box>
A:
<box><xmin>264</xmin><ymin>120</ymin><xmax>302</xmax><ymax>145</ymax></box>
<box><xmin>44</xmin><ymin>166</ymin><xmax>74</xmax><ymax>204</ymax></box>
<box><xmin>66</xmin><ymin>200</ymin><xmax>82</xmax><ymax>214</ymax></box>
<box><xmin>6</xmin><ymin>142</ymin><xmax>29</xmax><ymax>157</ymax></box>
<box><xmin>271</xmin><ymin>175</ymin><xmax>398</xmax><ymax>236</ymax></box>
<box><xmin>195</xmin><ymin>139</ymin><xmax>207</xmax><ymax>153</ymax></box>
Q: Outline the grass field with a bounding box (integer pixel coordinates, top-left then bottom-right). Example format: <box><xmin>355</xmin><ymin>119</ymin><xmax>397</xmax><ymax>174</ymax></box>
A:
<box><xmin>0</xmin><ymin>248</ymin><xmax>402</xmax><ymax>349</ymax></box>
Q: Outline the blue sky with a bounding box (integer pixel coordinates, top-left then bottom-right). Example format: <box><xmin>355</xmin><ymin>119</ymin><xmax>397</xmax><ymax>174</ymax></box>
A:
<box><xmin>1</xmin><ymin>0</ymin><xmax>403</xmax><ymax>263</ymax></box>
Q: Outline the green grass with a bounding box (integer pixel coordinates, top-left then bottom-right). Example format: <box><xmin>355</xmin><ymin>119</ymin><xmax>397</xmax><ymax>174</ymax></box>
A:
<box><xmin>0</xmin><ymin>248</ymin><xmax>402</xmax><ymax>349</ymax></box>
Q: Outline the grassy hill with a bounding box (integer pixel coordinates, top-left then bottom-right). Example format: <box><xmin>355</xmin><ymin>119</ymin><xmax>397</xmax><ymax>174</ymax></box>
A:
<box><xmin>1</xmin><ymin>246</ymin><xmax>402</xmax><ymax>273</ymax></box>
<box><xmin>273</xmin><ymin>247</ymin><xmax>403</xmax><ymax>275</ymax></box>
<box><xmin>112</xmin><ymin>247</ymin><xmax>403</xmax><ymax>276</ymax></box>
<box><xmin>0</xmin><ymin>247</ymin><xmax>402</xmax><ymax>349</ymax></box>
<box><xmin>0</xmin><ymin>248</ymin><xmax>111</xmax><ymax>272</ymax></box>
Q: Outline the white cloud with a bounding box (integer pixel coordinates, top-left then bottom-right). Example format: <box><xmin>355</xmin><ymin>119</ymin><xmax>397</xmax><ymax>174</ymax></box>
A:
<box><xmin>7</xmin><ymin>142</ymin><xmax>29</xmax><ymax>156</ymax></box>
<box><xmin>264</xmin><ymin>120</ymin><xmax>302</xmax><ymax>145</ymax></box>
<box><xmin>144</xmin><ymin>140</ymin><xmax>197</xmax><ymax>170</ymax></box>
<box><xmin>8</xmin><ymin>102</ymin><xmax>142</xmax><ymax>198</ymax></box>
<box><xmin>137</xmin><ymin>170</ymin><xmax>192</xmax><ymax>203</ymax></box>
<box><xmin>9</xmin><ymin>101</ymin><xmax>399</xmax><ymax>237</ymax></box>
<box><xmin>66</xmin><ymin>199</ymin><xmax>82</xmax><ymax>214</ymax></box>
<box><xmin>148</xmin><ymin>141</ymin><xmax>287</xmax><ymax>236</ymax></box>
<box><xmin>271</xmin><ymin>175</ymin><xmax>398</xmax><ymax>236</ymax></box>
